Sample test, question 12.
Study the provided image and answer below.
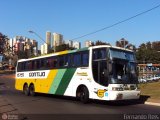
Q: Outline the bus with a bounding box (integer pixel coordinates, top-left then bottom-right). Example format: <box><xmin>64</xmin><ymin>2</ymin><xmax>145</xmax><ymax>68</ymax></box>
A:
<box><xmin>15</xmin><ymin>45</ymin><xmax>140</xmax><ymax>103</ymax></box>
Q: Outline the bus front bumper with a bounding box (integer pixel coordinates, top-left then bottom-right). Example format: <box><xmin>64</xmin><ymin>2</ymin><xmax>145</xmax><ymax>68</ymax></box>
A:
<box><xmin>108</xmin><ymin>90</ymin><xmax>140</xmax><ymax>100</ymax></box>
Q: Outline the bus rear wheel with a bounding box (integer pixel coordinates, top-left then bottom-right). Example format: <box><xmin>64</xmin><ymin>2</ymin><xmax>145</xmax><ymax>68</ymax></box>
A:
<box><xmin>29</xmin><ymin>84</ymin><xmax>36</xmax><ymax>96</ymax></box>
<box><xmin>23</xmin><ymin>84</ymin><xmax>29</xmax><ymax>96</ymax></box>
<box><xmin>77</xmin><ymin>86</ymin><xmax>89</xmax><ymax>104</ymax></box>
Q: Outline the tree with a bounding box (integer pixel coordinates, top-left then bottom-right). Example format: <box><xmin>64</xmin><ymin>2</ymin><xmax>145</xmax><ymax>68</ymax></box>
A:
<box><xmin>116</xmin><ymin>38</ymin><xmax>136</xmax><ymax>51</ymax></box>
<box><xmin>16</xmin><ymin>51</ymin><xmax>28</xmax><ymax>59</ymax></box>
<box><xmin>55</xmin><ymin>44</ymin><xmax>75</xmax><ymax>52</ymax></box>
<box><xmin>0</xmin><ymin>32</ymin><xmax>9</xmax><ymax>54</ymax></box>
<box><xmin>152</xmin><ymin>41</ymin><xmax>160</xmax><ymax>51</ymax></box>
<box><xmin>116</xmin><ymin>38</ymin><xmax>129</xmax><ymax>48</ymax></box>
<box><xmin>91</xmin><ymin>40</ymin><xmax>110</xmax><ymax>46</ymax></box>
<box><xmin>136</xmin><ymin>41</ymin><xmax>160</xmax><ymax>64</ymax></box>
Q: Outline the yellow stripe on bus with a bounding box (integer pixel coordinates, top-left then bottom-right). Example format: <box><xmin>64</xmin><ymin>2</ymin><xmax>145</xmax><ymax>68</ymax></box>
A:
<box><xmin>15</xmin><ymin>69</ymin><xmax>58</xmax><ymax>93</ymax></box>
<box><xmin>58</xmin><ymin>50</ymin><xmax>68</xmax><ymax>55</ymax></box>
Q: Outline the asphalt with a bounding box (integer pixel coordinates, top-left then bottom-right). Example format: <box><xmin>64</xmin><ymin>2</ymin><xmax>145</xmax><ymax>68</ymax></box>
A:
<box><xmin>0</xmin><ymin>74</ymin><xmax>160</xmax><ymax>120</ymax></box>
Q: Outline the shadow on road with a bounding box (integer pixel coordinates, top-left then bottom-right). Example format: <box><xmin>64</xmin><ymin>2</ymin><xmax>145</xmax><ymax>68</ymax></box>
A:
<box><xmin>0</xmin><ymin>83</ymin><xmax>5</xmax><ymax>85</ymax></box>
<box><xmin>35</xmin><ymin>93</ymin><xmax>150</xmax><ymax>106</ymax></box>
<box><xmin>91</xmin><ymin>95</ymin><xmax>150</xmax><ymax>106</ymax></box>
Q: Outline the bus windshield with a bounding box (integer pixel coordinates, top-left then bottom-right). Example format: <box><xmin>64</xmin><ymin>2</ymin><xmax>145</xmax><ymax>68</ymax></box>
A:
<box><xmin>109</xmin><ymin>48</ymin><xmax>138</xmax><ymax>84</ymax></box>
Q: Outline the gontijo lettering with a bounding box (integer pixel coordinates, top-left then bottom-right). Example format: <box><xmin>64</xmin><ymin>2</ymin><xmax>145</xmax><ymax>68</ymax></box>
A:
<box><xmin>29</xmin><ymin>72</ymin><xmax>45</xmax><ymax>77</ymax></box>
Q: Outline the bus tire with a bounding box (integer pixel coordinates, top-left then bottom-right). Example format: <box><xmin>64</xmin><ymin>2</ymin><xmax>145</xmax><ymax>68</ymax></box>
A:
<box><xmin>23</xmin><ymin>84</ymin><xmax>29</xmax><ymax>96</ymax></box>
<box><xmin>79</xmin><ymin>87</ymin><xmax>89</xmax><ymax>104</ymax></box>
<box><xmin>29</xmin><ymin>84</ymin><xmax>36</xmax><ymax>96</ymax></box>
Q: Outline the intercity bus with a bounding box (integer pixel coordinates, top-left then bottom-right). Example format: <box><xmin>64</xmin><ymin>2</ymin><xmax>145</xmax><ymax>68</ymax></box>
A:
<box><xmin>15</xmin><ymin>45</ymin><xmax>140</xmax><ymax>103</ymax></box>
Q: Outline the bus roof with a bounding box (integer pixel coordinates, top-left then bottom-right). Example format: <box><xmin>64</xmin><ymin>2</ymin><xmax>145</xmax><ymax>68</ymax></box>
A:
<box><xmin>17</xmin><ymin>45</ymin><xmax>133</xmax><ymax>62</ymax></box>
<box><xmin>90</xmin><ymin>45</ymin><xmax>133</xmax><ymax>52</ymax></box>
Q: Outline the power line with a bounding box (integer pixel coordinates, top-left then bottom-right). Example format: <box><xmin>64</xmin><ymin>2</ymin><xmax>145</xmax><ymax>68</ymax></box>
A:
<box><xmin>70</xmin><ymin>4</ymin><xmax>160</xmax><ymax>41</ymax></box>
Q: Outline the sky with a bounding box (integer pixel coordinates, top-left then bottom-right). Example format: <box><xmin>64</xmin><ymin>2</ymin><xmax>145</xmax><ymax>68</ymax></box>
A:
<box><xmin>1</xmin><ymin>0</ymin><xmax>160</xmax><ymax>48</ymax></box>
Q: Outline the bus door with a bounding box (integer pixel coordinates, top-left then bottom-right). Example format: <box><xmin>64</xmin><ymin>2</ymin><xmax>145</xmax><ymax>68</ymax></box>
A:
<box><xmin>92</xmin><ymin>48</ymin><xmax>109</xmax><ymax>86</ymax></box>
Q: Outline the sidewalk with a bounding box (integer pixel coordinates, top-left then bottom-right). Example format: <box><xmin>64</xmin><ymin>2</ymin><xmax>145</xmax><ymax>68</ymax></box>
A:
<box><xmin>0</xmin><ymin>95</ymin><xmax>19</xmax><ymax>114</ymax></box>
<box><xmin>145</xmin><ymin>98</ymin><xmax>160</xmax><ymax>106</ymax></box>
<box><xmin>0</xmin><ymin>95</ymin><xmax>28</xmax><ymax>120</ymax></box>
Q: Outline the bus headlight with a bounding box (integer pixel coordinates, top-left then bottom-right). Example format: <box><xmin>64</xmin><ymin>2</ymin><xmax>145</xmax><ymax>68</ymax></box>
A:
<box><xmin>112</xmin><ymin>87</ymin><xmax>123</xmax><ymax>91</ymax></box>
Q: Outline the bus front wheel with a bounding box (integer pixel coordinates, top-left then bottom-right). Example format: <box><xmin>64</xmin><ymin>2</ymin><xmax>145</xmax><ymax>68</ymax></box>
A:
<box><xmin>78</xmin><ymin>86</ymin><xmax>89</xmax><ymax>104</ymax></box>
<box><xmin>23</xmin><ymin>84</ymin><xmax>29</xmax><ymax>96</ymax></box>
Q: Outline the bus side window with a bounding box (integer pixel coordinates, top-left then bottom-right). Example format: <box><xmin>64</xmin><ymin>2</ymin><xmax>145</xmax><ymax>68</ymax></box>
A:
<box><xmin>72</xmin><ymin>53</ymin><xmax>81</xmax><ymax>67</ymax></box>
<box><xmin>28</xmin><ymin>61</ymin><xmax>32</xmax><ymax>70</ymax></box>
<box><xmin>25</xmin><ymin>62</ymin><xmax>30</xmax><ymax>71</ymax></box>
<box><xmin>24</xmin><ymin>62</ymin><xmax>27</xmax><ymax>71</ymax></box>
<box><xmin>32</xmin><ymin>60</ymin><xmax>35</xmax><ymax>70</ymax></box>
<box><xmin>47</xmin><ymin>57</ymin><xmax>53</xmax><ymax>69</ymax></box>
<box><xmin>81</xmin><ymin>51</ymin><xmax>89</xmax><ymax>67</ymax></box>
<box><xmin>49</xmin><ymin>57</ymin><xmax>54</xmax><ymax>69</ymax></box>
<box><xmin>64</xmin><ymin>55</ymin><xmax>70</xmax><ymax>67</ymax></box>
<box><xmin>46</xmin><ymin>58</ymin><xmax>50</xmax><ymax>69</ymax></box>
<box><xmin>36</xmin><ymin>60</ymin><xmax>40</xmax><ymax>69</ymax></box>
<box><xmin>22</xmin><ymin>62</ymin><xmax>25</xmax><ymax>71</ymax></box>
<box><xmin>33</xmin><ymin>60</ymin><xmax>39</xmax><ymax>70</ymax></box>
<box><xmin>17</xmin><ymin>62</ymin><xmax>22</xmax><ymax>72</ymax></box>
<box><xmin>59</xmin><ymin>55</ymin><xmax>64</xmax><ymax>67</ymax></box>
<box><xmin>40</xmin><ymin>59</ymin><xmax>46</xmax><ymax>70</ymax></box>
<box><xmin>53</xmin><ymin>57</ymin><xmax>58</xmax><ymax>68</ymax></box>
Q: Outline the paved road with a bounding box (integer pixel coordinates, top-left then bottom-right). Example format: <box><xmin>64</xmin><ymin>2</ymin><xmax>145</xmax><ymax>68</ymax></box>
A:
<box><xmin>0</xmin><ymin>74</ymin><xmax>160</xmax><ymax>120</ymax></box>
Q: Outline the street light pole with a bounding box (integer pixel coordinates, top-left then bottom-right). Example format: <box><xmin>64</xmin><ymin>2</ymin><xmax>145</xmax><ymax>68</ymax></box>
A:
<box><xmin>28</xmin><ymin>30</ymin><xmax>47</xmax><ymax>45</ymax></box>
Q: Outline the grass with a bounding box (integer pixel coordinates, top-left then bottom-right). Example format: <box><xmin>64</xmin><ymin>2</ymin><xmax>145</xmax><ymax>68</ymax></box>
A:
<box><xmin>139</xmin><ymin>81</ymin><xmax>160</xmax><ymax>102</ymax></box>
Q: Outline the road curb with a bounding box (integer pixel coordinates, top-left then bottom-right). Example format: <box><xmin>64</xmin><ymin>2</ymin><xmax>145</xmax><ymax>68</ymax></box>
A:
<box><xmin>145</xmin><ymin>102</ymin><xmax>160</xmax><ymax>106</ymax></box>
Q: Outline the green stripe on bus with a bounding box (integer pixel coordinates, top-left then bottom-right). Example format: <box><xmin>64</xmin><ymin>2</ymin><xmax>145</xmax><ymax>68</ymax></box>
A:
<box><xmin>55</xmin><ymin>68</ymin><xmax>76</xmax><ymax>95</ymax></box>
<box><xmin>76</xmin><ymin>47</ymin><xmax>88</xmax><ymax>52</ymax></box>
<box><xmin>68</xmin><ymin>47</ymin><xmax>89</xmax><ymax>53</ymax></box>
<box><xmin>68</xmin><ymin>50</ymin><xmax>77</xmax><ymax>53</ymax></box>
<box><xmin>49</xmin><ymin>69</ymin><xmax>67</xmax><ymax>94</ymax></box>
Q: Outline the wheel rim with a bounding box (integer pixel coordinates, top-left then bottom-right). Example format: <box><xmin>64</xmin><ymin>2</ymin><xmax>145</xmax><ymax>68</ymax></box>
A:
<box><xmin>24</xmin><ymin>85</ymin><xmax>29</xmax><ymax>95</ymax></box>
<box><xmin>80</xmin><ymin>91</ymin><xmax>85</xmax><ymax>101</ymax></box>
<box><xmin>30</xmin><ymin>85</ymin><xmax>35</xmax><ymax>96</ymax></box>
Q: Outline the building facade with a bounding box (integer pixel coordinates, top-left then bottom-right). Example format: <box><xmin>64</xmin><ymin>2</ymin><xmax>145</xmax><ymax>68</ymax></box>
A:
<box><xmin>10</xmin><ymin>36</ymin><xmax>38</xmax><ymax>57</ymax></box>
<box><xmin>73</xmin><ymin>41</ymin><xmax>81</xmax><ymax>49</ymax></box>
<box><xmin>53</xmin><ymin>33</ymin><xmax>63</xmax><ymax>47</ymax></box>
<box><xmin>85</xmin><ymin>40</ymin><xmax>92</xmax><ymax>47</ymax></box>
<box><xmin>65</xmin><ymin>40</ymin><xmax>73</xmax><ymax>47</ymax></box>
<box><xmin>138</xmin><ymin>63</ymin><xmax>160</xmax><ymax>80</ymax></box>
<box><xmin>46</xmin><ymin>31</ymin><xmax>51</xmax><ymax>48</ymax></box>
<box><xmin>41</xmin><ymin>43</ymin><xmax>48</xmax><ymax>55</ymax></box>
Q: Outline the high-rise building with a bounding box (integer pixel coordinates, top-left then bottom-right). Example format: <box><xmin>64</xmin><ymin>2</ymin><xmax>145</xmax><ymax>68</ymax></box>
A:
<box><xmin>53</xmin><ymin>33</ymin><xmax>63</xmax><ymax>47</ymax></box>
<box><xmin>65</xmin><ymin>40</ymin><xmax>73</xmax><ymax>47</ymax></box>
<box><xmin>11</xmin><ymin>36</ymin><xmax>38</xmax><ymax>57</ymax></box>
<box><xmin>25</xmin><ymin>44</ymin><xmax>31</xmax><ymax>57</ymax></box>
<box><xmin>31</xmin><ymin>40</ymin><xmax>38</xmax><ymax>48</ymax></box>
<box><xmin>85</xmin><ymin>40</ymin><xmax>92</xmax><ymax>47</ymax></box>
<box><xmin>44</xmin><ymin>43</ymin><xmax>48</xmax><ymax>54</ymax></box>
<box><xmin>41</xmin><ymin>44</ymin><xmax>44</xmax><ymax>55</ymax></box>
<box><xmin>41</xmin><ymin>43</ymin><xmax>48</xmax><ymax>55</ymax></box>
<box><xmin>46</xmin><ymin>31</ymin><xmax>51</xmax><ymax>47</ymax></box>
<box><xmin>73</xmin><ymin>41</ymin><xmax>81</xmax><ymax>49</ymax></box>
<box><xmin>9</xmin><ymin>38</ymin><xmax>13</xmax><ymax>48</ymax></box>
